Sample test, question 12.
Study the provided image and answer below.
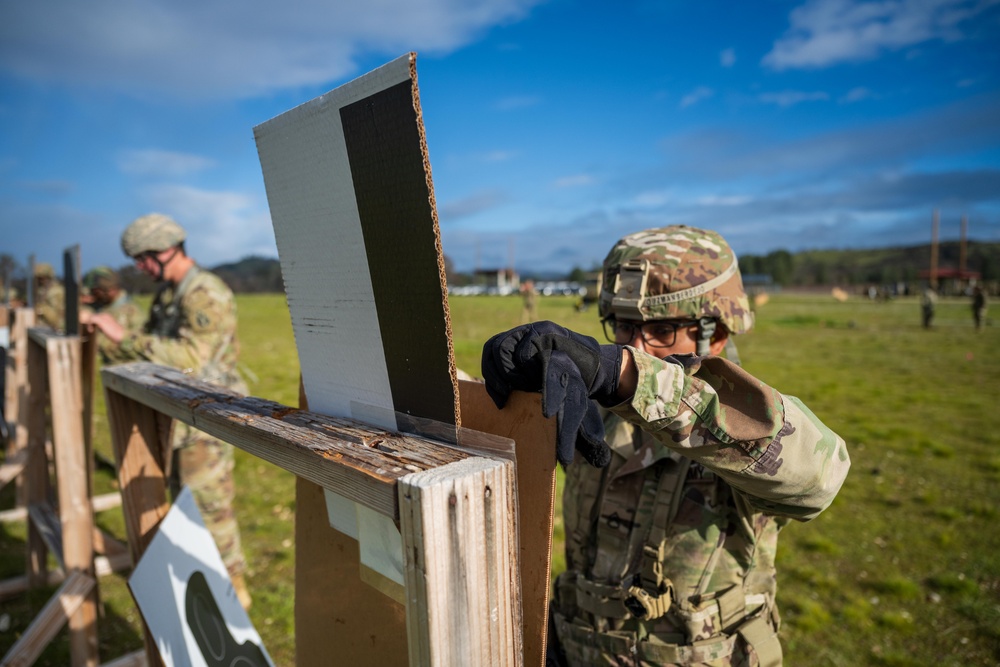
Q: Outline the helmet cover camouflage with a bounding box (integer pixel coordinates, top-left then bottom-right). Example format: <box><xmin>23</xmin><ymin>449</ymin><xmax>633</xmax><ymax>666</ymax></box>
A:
<box><xmin>121</xmin><ymin>213</ymin><xmax>186</xmax><ymax>257</ymax></box>
<box><xmin>82</xmin><ymin>266</ymin><xmax>119</xmax><ymax>291</ymax></box>
<box><xmin>34</xmin><ymin>262</ymin><xmax>55</xmax><ymax>279</ymax></box>
<box><xmin>598</xmin><ymin>225</ymin><xmax>753</xmax><ymax>334</ymax></box>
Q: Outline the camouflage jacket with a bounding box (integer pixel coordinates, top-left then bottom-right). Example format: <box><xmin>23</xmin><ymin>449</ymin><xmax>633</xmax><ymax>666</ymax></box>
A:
<box><xmin>554</xmin><ymin>349</ymin><xmax>849</xmax><ymax>663</ymax></box>
<box><xmin>119</xmin><ymin>266</ymin><xmax>245</xmax><ymax>392</ymax></box>
<box><xmin>35</xmin><ymin>282</ymin><xmax>65</xmax><ymax>330</ymax></box>
<box><xmin>92</xmin><ymin>291</ymin><xmax>145</xmax><ymax>365</ymax></box>
<box><xmin>117</xmin><ymin>267</ymin><xmax>246</xmax><ymax>450</ymax></box>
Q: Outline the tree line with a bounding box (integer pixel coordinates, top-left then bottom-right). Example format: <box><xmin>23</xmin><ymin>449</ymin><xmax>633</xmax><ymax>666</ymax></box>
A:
<box><xmin>3</xmin><ymin>240</ymin><xmax>998</xmax><ymax>296</ymax></box>
<box><xmin>737</xmin><ymin>240</ymin><xmax>999</xmax><ymax>287</ymax></box>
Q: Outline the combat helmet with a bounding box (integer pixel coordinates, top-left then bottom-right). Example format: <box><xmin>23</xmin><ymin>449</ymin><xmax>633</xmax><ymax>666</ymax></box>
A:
<box><xmin>82</xmin><ymin>266</ymin><xmax>119</xmax><ymax>291</ymax></box>
<box><xmin>121</xmin><ymin>213</ymin><xmax>186</xmax><ymax>257</ymax></box>
<box><xmin>599</xmin><ymin>225</ymin><xmax>753</xmax><ymax>353</ymax></box>
<box><xmin>34</xmin><ymin>262</ymin><xmax>56</xmax><ymax>280</ymax></box>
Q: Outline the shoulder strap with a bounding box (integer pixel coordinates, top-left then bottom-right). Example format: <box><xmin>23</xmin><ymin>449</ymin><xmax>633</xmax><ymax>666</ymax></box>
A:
<box><xmin>174</xmin><ymin>264</ymin><xmax>202</xmax><ymax>301</ymax></box>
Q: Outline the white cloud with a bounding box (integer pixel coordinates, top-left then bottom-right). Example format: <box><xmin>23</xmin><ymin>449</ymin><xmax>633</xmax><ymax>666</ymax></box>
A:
<box><xmin>439</xmin><ymin>189</ymin><xmax>508</xmax><ymax>221</ymax></box>
<box><xmin>481</xmin><ymin>150</ymin><xmax>519</xmax><ymax>162</ymax></box>
<box><xmin>18</xmin><ymin>180</ymin><xmax>76</xmax><ymax>196</ymax></box>
<box><xmin>696</xmin><ymin>194</ymin><xmax>752</xmax><ymax>206</ymax></box>
<box><xmin>118</xmin><ymin>149</ymin><xmax>215</xmax><ymax>177</ymax></box>
<box><xmin>0</xmin><ymin>0</ymin><xmax>543</xmax><ymax>99</ymax></box>
<box><xmin>763</xmin><ymin>0</ymin><xmax>997</xmax><ymax>70</ymax></box>
<box><xmin>758</xmin><ymin>90</ymin><xmax>830</xmax><ymax>106</ymax></box>
<box><xmin>495</xmin><ymin>95</ymin><xmax>542</xmax><ymax>110</ymax></box>
<box><xmin>680</xmin><ymin>86</ymin><xmax>714</xmax><ymax>108</ymax></box>
<box><xmin>840</xmin><ymin>86</ymin><xmax>874</xmax><ymax>102</ymax></box>
<box><xmin>631</xmin><ymin>190</ymin><xmax>674</xmax><ymax>208</ymax></box>
<box><xmin>720</xmin><ymin>48</ymin><xmax>736</xmax><ymax>67</ymax></box>
<box><xmin>141</xmin><ymin>184</ymin><xmax>276</xmax><ymax>263</ymax></box>
<box><xmin>551</xmin><ymin>174</ymin><xmax>596</xmax><ymax>189</ymax></box>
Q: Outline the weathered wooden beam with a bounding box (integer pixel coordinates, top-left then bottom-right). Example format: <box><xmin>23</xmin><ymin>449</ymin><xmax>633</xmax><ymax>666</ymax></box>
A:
<box><xmin>0</xmin><ymin>571</ymin><xmax>95</xmax><ymax>667</ymax></box>
<box><xmin>27</xmin><ymin>326</ymin><xmax>63</xmax><ymax>347</ymax></box>
<box><xmin>101</xmin><ymin>362</ymin><xmax>474</xmax><ymax>520</ymax></box>
<box><xmin>0</xmin><ymin>448</ymin><xmax>28</xmax><ymax>488</ymax></box>
<box><xmin>0</xmin><ymin>492</ymin><xmax>121</xmax><ymax>524</ymax></box>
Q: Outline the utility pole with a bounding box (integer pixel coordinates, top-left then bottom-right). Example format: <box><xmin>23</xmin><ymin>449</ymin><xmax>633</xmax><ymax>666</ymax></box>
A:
<box><xmin>930</xmin><ymin>210</ymin><xmax>939</xmax><ymax>289</ymax></box>
<box><xmin>960</xmin><ymin>213</ymin><xmax>968</xmax><ymax>278</ymax></box>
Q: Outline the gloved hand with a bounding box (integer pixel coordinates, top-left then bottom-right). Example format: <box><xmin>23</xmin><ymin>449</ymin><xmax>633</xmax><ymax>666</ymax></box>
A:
<box><xmin>481</xmin><ymin>321</ymin><xmax>622</xmax><ymax>467</ymax></box>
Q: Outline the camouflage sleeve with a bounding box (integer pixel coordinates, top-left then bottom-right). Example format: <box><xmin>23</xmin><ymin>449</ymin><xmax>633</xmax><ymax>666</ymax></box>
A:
<box><xmin>99</xmin><ymin>302</ymin><xmax>147</xmax><ymax>365</ymax></box>
<box><xmin>121</xmin><ymin>281</ymin><xmax>237</xmax><ymax>378</ymax></box>
<box><xmin>35</xmin><ymin>287</ymin><xmax>66</xmax><ymax>330</ymax></box>
<box><xmin>608</xmin><ymin>348</ymin><xmax>850</xmax><ymax>521</ymax></box>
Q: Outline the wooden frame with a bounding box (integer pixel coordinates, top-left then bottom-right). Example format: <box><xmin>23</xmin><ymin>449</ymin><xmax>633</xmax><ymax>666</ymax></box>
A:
<box><xmin>1</xmin><ymin>327</ymin><xmax>134</xmax><ymax>667</ymax></box>
<box><xmin>2</xmin><ymin>328</ymin><xmax>98</xmax><ymax>667</ymax></box>
<box><xmin>102</xmin><ymin>361</ymin><xmax>523</xmax><ymax>667</ymax></box>
<box><xmin>3</xmin><ymin>307</ymin><xmax>35</xmax><ymax>508</ymax></box>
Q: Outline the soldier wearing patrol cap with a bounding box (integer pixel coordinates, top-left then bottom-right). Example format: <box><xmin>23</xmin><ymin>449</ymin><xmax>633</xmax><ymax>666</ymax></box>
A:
<box><xmin>86</xmin><ymin>213</ymin><xmax>252</xmax><ymax>608</ymax></box>
<box><xmin>482</xmin><ymin>225</ymin><xmax>850</xmax><ymax>666</ymax></box>
<box><xmin>34</xmin><ymin>261</ymin><xmax>65</xmax><ymax>330</ymax></box>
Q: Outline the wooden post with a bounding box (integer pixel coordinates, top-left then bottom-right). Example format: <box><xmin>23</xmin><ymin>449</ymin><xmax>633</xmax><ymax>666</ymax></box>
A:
<box><xmin>5</xmin><ymin>308</ymin><xmax>35</xmax><ymax>508</ymax></box>
<box><xmin>44</xmin><ymin>332</ymin><xmax>98</xmax><ymax>666</ymax></box>
<box><xmin>104</xmin><ymin>385</ymin><xmax>172</xmax><ymax>667</ymax></box>
<box><xmin>25</xmin><ymin>332</ymin><xmax>49</xmax><ymax>587</ymax></box>
<box><xmin>399</xmin><ymin>457</ymin><xmax>519</xmax><ymax>667</ymax></box>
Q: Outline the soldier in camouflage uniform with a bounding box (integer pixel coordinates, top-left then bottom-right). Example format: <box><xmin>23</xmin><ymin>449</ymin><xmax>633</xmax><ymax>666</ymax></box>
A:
<box><xmin>81</xmin><ymin>266</ymin><xmax>144</xmax><ymax>364</ymax></box>
<box><xmin>87</xmin><ymin>214</ymin><xmax>252</xmax><ymax>608</ymax></box>
<box><xmin>482</xmin><ymin>225</ymin><xmax>850</xmax><ymax>666</ymax></box>
<box><xmin>33</xmin><ymin>262</ymin><xmax>65</xmax><ymax>330</ymax></box>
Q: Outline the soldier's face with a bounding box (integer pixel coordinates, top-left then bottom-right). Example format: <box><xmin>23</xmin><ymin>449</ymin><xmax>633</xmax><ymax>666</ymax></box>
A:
<box><xmin>616</xmin><ymin>318</ymin><xmax>700</xmax><ymax>356</ymax></box>
<box><xmin>616</xmin><ymin>318</ymin><xmax>729</xmax><ymax>357</ymax></box>
<box><xmin>134</xmin><ymin>250</ymin><xmax>168</xmax><ymax>280</ymax></box>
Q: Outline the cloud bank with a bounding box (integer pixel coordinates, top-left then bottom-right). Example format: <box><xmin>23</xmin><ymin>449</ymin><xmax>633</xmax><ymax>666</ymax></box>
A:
<box><xmin>763</xmin><ymin>0</ymin><xmax>997</xmax><ymax>70</ymax></box>
<box><xmin>0</xmin><ymin>0</ymin><xmax>542</xmax><ymax>98</ymax></box>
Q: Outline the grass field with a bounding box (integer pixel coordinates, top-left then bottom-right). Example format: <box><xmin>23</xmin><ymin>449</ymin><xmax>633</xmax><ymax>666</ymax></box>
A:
<box><xmin>2</xmin><ymin>291</ymin><xmax>999</xmax><ymax>665</ymax></box>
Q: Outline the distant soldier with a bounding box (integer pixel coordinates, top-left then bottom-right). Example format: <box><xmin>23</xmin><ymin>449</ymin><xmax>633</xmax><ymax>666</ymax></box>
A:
<box><xmin>482</xmin><ymin>225</ymin><xmax>850</xmax><ymax>666</ymax></box>
<box><xmin>921</xmin><ymin>286</ymin><xmax>937</xmax><ymax>329</ymax></box>
<box><xmin>85</xmin><ymin>214</ymin><xmax>252</xmax><ymax>608</ymax></box>
<box><xmin>972</xmin><ymin>286</ymin><xmax>988</xmax><ymax>331</ymax></box>
<box><xmin>521</xmin><ymin>279</ymin><xmax>538</xmax><ymax>324</ymax></box>
<box><xmin>81</xmin><ymin>266</ymin><xmax>144</xmax><ymax>363</ymax></box>
<box><xmin>33</xmin><ymin>262</ymin><xmax>65</xmax><ymax>330</ymax></box>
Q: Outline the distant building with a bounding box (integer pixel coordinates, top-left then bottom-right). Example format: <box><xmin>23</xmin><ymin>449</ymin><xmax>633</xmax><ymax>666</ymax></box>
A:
<box><xmin>743</xmin><ymin>274</ymin><xmax>776</xmax><ymax>291</ymax></box>
<box><xmin>473</xmin><ymin>268</ymin><xmax>519</xmax><ymax>294</ymax></box>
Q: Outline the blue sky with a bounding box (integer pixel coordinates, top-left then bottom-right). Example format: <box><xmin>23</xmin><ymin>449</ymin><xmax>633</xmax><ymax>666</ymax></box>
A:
<box><xmin>1</xmin><ymin>0</ymin><xmax>999</xmax><ymax>276</ymax></box>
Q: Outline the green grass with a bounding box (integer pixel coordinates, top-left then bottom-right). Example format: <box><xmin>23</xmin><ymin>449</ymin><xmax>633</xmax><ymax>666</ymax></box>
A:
<box><xmin>2</xmin><ymin>292</ymin><xmax>999</xmax><ymax>665</ymax></box>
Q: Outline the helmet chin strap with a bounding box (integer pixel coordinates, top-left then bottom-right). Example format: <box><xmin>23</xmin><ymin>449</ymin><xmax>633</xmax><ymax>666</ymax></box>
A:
<box><xmin>151</xmin><ymin>246</ymin><xmax>182</xmax><ymax>282</ymax></box>
<box><xmin>695</xmin><ymin>317</ymin><xmax>716</xmax><ymax>356</ymax></box>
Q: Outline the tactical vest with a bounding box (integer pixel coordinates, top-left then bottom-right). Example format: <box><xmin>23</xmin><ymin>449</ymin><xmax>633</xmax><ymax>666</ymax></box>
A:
<box><xmin>145</xmin><ymin>266</ymin><xmax>244</xmax><ymax>392</ymax></box>
<box><xmin>553</xmin><ymin>412</ymin><xmax>784</xmax><ymax>666</ymax></box>
<box><xmin>147</xmin><ymin>265</ymin><xmax>202</xmax><ymax>338</ymax></box>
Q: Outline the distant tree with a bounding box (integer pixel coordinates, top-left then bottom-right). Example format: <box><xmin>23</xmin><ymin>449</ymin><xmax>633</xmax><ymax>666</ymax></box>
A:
<box><xmin>213</xmin><ymin>256</ymin><xmax>284</xmax><ymax>292</ymax></box>
<box><xmin>765</xmin><ymin>250</ymin><xmax>793</xmax><ymax>286</ymax></box>
<box><xmin>119</xmin><ymin>264</ymin><xmax>158</xmax><ymax>294</ymax></box>
<box><xmin>567</xmin><ymin>266</ymin><xmax>588</xmax><ymax>282</ymax></box>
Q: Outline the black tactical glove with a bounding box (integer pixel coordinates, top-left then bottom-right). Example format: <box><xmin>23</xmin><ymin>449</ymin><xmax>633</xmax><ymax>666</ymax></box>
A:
<box><xmin>481</xmin><ymin>321</ymin><xmax>622</xmax><ymax>467</ymax></box>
